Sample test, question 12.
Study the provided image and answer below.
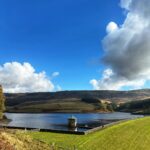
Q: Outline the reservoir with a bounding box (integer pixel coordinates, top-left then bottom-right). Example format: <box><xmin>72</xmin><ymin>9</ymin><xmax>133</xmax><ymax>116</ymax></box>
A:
<box><xmin>5</xmin><ymin>112</ymin><xmax>143</xmax><ymax>132</ymax></box>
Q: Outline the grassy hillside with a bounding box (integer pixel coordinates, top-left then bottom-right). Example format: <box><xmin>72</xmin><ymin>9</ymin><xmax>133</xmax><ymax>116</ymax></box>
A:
<box><xmin>5</xmin><ymin>89</ymin><xmax>150</xmax><ymax>112</ymax></box>
<box><xmin>118</xmin><ymin>98</ymin><xmax>150</xmax><ymax>114</ymax></box>
<box><xmin>6</xmin><ymin>98</ymin><xmax>114</xmax><ymax>113</ymax></box>
<box><xmin>6</xmin><ymin>98</ymin><xmax>94</xmax><ymax>113</ymax></box>
<box><xmin>28</xmin><ymin>117</ymin><xmax>150</xmax><ymax>150</ymax></box>
<box><xmin>0</xmin><ymin>129</ymin><xmax>50</xmax><ymax>150</ymax></box>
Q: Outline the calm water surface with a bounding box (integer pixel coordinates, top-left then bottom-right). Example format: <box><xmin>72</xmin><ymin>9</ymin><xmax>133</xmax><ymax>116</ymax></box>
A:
<box><xmin>5</xmin><ymin>112</ymin><xmax>143</xmax><ymax>131</ymax></box>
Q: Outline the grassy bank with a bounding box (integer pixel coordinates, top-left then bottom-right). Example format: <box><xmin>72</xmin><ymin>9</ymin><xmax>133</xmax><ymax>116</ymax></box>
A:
<box><xmin>27</xmin><ymin>117</ymin><xmax>150</xmax><ymax>150</ymax></box>
<box><xmin>0</xmin><ymin>129</ymin><xmax>50</xmax><ymax>150</ymax></box>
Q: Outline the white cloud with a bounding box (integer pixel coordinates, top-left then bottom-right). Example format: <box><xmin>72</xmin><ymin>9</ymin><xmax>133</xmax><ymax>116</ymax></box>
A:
<box><xmin>120</xmin><ymin>0</ymin><xmax>132</xmax><ymax>10</ymax></box>
<box><xmin>90</xmin><ymin>0</ymin><xmax>150</xmax><ymax>90</ymax></box>
<box><xmin>106</xmin><ymin>22</ymin><xmax>118</xmax><ymax>33</ymax></box>
<box><xmin>52</xmin><ymin>72</ymin><xmax>60</xmax><ymax>78</ymax></box>
<box><xmin>0</xmin><ymin>62</ymin><xmax>58</xmax><ymax>93</ymax></box>
<box><xmin>90</xmin><ymin>69</ymin><xmax>145</xmax><ymax>90</ymax></box>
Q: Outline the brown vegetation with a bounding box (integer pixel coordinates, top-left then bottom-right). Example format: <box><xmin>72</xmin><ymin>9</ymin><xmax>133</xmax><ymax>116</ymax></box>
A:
<box><xmin>0</xmin><ymin>129</ymin><xmax>50</xmax><ymax>150</ymax></box>
<box><xmin>0</xmin><ymin>85</ymin><xmax>5</xmax><ymax>119</ymax></box>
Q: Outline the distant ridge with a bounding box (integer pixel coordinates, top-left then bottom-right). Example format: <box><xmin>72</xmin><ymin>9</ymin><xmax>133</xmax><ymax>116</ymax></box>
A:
<box><xmin>5</xmin><ymin>89</ymin><xmax>150</xmax><ymax>113</ymax></box>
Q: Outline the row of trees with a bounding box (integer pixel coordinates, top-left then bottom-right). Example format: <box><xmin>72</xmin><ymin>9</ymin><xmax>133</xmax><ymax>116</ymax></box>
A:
<box><xmin>117</xmin><ymin>98</ymin><xmax>150</xmax><ymax>114</ymax></box>
<box><xmin>0</xmin><ymin>85</ymin><xmax>5</xmax><ymax>119</ymax></box>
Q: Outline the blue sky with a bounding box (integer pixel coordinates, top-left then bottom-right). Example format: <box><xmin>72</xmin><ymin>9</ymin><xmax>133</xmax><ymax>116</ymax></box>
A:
<box><xmin>1</xmin><ymin>0</ymin><xmax>148</xmax><ymax>92</ymax></box>
<box><xmin>0</xmin><ymin>0</ymin><xmax>124</xmax><ymax>91</ymax></box>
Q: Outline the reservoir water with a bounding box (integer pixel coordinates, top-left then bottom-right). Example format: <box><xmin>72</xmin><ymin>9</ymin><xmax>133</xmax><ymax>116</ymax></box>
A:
<box><xmin>5</xmin><ymin>112</ymin><xmax>143</xmax><ymax>132</ymax></box>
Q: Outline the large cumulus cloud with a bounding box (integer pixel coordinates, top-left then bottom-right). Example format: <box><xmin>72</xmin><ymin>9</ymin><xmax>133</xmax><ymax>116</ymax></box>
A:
<box><xmin>90</xmin><ymin>0</ymin><xmax>150</xmax><ymax>90</ymax></box>
<box><xmin>0</xmin><ymin>62</ymin><xmax>59</xmax><ymax>93</ymax></box>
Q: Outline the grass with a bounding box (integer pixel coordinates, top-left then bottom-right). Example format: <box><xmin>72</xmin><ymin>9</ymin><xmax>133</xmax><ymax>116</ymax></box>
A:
<box><xmin>0</xmin><ymin>129</ymin><xmax>50</xmax><ymax>150</ymax></box>
<box><xmin>27</xmin><ymin>117</ymin><xmax>150</xmax><ymax>150</ymax></box>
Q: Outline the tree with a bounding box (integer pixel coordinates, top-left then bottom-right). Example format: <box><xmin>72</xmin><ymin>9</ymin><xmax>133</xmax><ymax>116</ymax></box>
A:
<box><xmin>106</xmin><ymin>104</ymin><xmax>113</xmax><ymax>112</ymax></box>
<box><xmin>0</xmin><ymin>85</ymin><xmax>5</xmax><ymax>119</ymax></box>
<box><xmin>98</xmin><ymin>101</ymin><xmax>107</xmax><ymax>111</ymax></box>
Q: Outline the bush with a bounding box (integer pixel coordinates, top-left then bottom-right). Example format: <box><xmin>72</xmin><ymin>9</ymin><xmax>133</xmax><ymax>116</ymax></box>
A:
<box><xmin>0</xmin><ymin>85</ymin><xmax>5</xmax><ymax>119</ymax></box>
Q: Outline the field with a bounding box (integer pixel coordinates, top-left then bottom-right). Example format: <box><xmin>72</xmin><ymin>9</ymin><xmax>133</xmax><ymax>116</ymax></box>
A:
<box><xmin>28</xmin><ymin>117</ymin><xmax>150</xmax><ymax>150</ymax></box>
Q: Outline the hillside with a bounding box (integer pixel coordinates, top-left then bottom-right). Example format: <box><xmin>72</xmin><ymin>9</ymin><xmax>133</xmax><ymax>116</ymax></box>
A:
<box><xmin>28</xmin><ymin>117</ymin><xmax>150</xmax><ymax>150</ymax></box>
<box><xmin>0</xmin><ymin>129</ymin><xmax>50</xmax><ymax>150</ymax></box>
<box><xmin>118</xmin><ymin>98</ymin><xmax>150</xmax><ymax>114</ymax></box>
<box><xmin>5</xmin><ymin>89</ymin><xmax>150</xmax><ymax>113</ymax></box>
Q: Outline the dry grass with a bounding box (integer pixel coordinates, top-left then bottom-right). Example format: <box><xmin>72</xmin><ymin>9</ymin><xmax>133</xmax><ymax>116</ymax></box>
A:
<box><xmin>0</xmin><ymin>129</ymin><xmax>51</xmax><ymax>150</ymax></box>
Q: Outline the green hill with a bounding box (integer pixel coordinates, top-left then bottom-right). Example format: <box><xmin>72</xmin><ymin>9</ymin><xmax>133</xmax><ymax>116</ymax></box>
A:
<box><xmin>28</xmin><ymin>117</ymin><xmax>150</xmax><ymax>150</ymax></box>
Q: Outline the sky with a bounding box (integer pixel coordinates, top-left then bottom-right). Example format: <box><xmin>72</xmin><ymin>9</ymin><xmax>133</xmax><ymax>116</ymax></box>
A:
<box><xmin>0</xmin><ymin>0</ymin><xmax>149</xmax><ymax>93</ymax></box>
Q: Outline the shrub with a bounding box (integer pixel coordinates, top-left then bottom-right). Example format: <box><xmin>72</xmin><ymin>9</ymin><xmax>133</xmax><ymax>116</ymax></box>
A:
<box><xmin>0</xmin><ymin>85</ymin><xmax>5</xmax><ymax>119</ymax></box>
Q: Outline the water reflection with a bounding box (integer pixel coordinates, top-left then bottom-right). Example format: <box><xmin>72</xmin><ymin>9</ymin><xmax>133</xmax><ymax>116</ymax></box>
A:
<box><xmin>5</xmin><ymin>112</ymin><xmax>143</xmax><ymax>132</ymax></box>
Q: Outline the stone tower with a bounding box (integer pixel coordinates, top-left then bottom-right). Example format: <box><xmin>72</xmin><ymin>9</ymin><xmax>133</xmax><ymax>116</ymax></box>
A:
<box><xmin>68</xmin><ymin>116</ymin><xmax>77</xmax><ymax>128</ymax></box>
